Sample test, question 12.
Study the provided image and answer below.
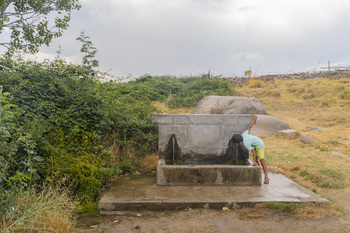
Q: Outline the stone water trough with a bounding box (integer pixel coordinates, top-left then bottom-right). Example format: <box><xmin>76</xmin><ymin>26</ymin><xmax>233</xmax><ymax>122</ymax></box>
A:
<box><xmin>154</xmin><ymin>114</ymin><xmax>262</xmax><ymax>186</ymax></box>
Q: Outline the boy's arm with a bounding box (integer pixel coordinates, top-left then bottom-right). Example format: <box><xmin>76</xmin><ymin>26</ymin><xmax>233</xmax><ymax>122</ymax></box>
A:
<box><xmin>247</xmin><ymin>114</ymin><xmax>257</xmax><ymax>132</ymax></box>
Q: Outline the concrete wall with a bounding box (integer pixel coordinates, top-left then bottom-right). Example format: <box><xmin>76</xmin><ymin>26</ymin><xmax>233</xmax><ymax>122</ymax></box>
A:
<box><xmin>153</xmin><ymin>114</ymin><xmax>254</xmax><ymax>164</ymax></box>
<box><xmin>157</xmin><ymin>159</ymin><xmax>262</xmax><ymax>186</ymax></box>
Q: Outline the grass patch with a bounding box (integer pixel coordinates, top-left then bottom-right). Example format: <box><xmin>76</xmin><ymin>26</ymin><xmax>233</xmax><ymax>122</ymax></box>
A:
<box><xmin>265</xmin><ymin>202</ymin><xmax>300</xmax><ymax>212</ymax></box>
<box><xmin>0</xmin><ymin>185</ymin><xmax>79</xmax><ymax>233</ymax></box>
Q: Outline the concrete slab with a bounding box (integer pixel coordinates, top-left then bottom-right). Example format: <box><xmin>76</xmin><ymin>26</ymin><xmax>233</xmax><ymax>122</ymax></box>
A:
<box><xmin>98</xmin><ymin>172</ymin><xmax>329</xmax><ymax>213</ymax></box>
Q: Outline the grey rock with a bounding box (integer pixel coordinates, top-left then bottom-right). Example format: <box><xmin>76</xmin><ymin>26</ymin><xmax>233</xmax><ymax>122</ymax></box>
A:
<box><xmin>299</xmin><ymin>135</ymin><xmax>316</xmax><ymax>144</ymax></box>
<box><xmin>331</xmin><ymin>151</ymin><xmax>343</xmax><ymax>156</ymax></box>
<box><xmin>250</xmin><ymin>115</ymin><xmax>288</xmax><ymax>135</ymax></box>
<box><xmin>278</xmin><ymin>129</ymin><xmax>300</xmax><ymax>139</ymax></box>
<box><xmin>193</xmin><ymin>96</ymin><xmax>266</xmax><ymax>114</ymax></box>
<box><xmin>310</xmin><ymin>126</ymin><xmax>326</xmax><ymax>131</ymax></box>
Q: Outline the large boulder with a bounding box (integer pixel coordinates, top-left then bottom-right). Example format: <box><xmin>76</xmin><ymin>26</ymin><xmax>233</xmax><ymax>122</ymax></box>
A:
<box><xmin>250</xmin><ymin>115</ymin><xmax>288</xmax><ymax>135</ymax></box>
<box><xmin>193</xmin><ymin>96</ymin><xmax>266</xmax><ymax>114</ymax></box>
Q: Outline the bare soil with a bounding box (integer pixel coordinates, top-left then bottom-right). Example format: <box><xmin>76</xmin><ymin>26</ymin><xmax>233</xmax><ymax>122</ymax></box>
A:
<box><xmin>77</xmin><ymin>194</ymin><xmax>350</xmax><ymax>233</ymax></box>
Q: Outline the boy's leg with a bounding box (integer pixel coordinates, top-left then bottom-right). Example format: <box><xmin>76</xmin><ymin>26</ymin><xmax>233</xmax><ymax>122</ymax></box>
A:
<box><xmin>256</xmin><ymin>147</ymin><xmax>269</xmax><ymax>183</ymax></box>
<box><xmin>260</xmin><ymin>159</ymin><xmax>269</xmax><ymax>183</ymax></box>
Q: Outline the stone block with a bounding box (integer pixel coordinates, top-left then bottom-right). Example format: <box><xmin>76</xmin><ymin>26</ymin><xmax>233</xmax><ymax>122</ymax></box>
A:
<box><xmin>278</xmin><ymin>129</ymin><xmax>300</xmax><ymax>139</ymax></box>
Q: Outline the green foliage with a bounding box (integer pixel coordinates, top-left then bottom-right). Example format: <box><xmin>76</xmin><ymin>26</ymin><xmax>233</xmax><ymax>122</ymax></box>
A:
<box><xmin>0</xmin><ymin>53</ymin><xmax>237</xmax><ymax>217</ymax></box>
<box><xmin>0</xmin><ymin>55</ymin><xmax>157</xmax><ymax>214</ymax></box>
<box><xmin>118</xmin><ymin>75</ymin><xmax>235</xmax><ymax>108</ymax></box>
<box><xmin>76</xmin><ymin>30</ymin><xmax>99</xmax><ymax>71</ymax></box>
<box><xmin>0</xmin><ymin>0</ymin><xmax>81</xmax><ymax>53</ymax></box>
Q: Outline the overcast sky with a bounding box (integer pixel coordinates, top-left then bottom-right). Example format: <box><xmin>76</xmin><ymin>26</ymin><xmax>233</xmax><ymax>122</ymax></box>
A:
<box><xmin>25</xmin><ymin>0</ymin><xmax>350</xmax><ymax>78</ymax></box>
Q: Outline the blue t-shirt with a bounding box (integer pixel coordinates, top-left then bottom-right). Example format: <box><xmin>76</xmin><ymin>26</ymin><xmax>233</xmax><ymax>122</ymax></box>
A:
<box><xmin>242</xmin><ymin>130</ymin><xmax>264</xmax><ymax>151</ymax></box>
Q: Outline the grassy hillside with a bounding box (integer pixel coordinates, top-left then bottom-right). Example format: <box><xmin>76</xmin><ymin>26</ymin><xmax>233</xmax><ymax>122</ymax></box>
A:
<box><xmin>237</xmin><ymin>77</ymin><xmax>350</xmax><ymax>192</ymax></box>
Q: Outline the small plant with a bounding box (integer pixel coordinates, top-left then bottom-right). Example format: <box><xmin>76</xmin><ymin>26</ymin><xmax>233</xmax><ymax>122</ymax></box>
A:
<box><xmin>328</xmin><ymin>139</ymin><xmax>340</xmax><ymax>145</ymax></box>
<box><xmin>290</xmin><ymin>166</ymin><xmax>300</xmax><ymax>171</ymax></box>
<box><xmin>299</xmin><ymin>170</ymin><xmax>309</xmax><ymax>177</ymax></box>
<box><xmin>316</xmin><ymin>145</ymin><xmax>329</xmax><ymax>151</ymax></box>
<box><xmin>266</xmin><ymin>202</ymin><xmax>300</xmax><ymax>212</ymax></box>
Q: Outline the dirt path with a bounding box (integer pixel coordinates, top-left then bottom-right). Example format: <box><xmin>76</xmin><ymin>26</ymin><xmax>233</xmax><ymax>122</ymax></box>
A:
<box><xmin>78</xmin><ymin>188</ymin><xmax>350</xmax><ymax>233</ymax></box>
<box><xmin>78</xmin><ymin>208</ymin><xmax>349</xmax><ymax>233</ymax></box>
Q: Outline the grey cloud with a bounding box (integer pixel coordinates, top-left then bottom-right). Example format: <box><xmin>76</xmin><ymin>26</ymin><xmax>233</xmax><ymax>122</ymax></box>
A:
<box><xmin>35</xmin><ymin>0</ymin><xmax>350</xmax><ymax>77</ymax></box>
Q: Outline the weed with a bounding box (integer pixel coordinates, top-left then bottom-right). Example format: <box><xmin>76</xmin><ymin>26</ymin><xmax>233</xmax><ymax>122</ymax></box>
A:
<box><xmin>290</xmin><ymin>166</ymin><xmax>300</xmax><ymax>171</ymax></box>
<box><xmin>316</xmin><ymin>145</ymin><xmax>329</xmax><ymax>151</ymax></box>
<box><xmin>0</xmin><ymin>184</ymin><xmax>79</xmax><ymax>232</ymax></box>
<box><xmin>265</xmin><ymin>202</ymin><xmax>300</xmax><ymax>212</ymax></box>
<box><xmin>140</xmin><ymin>154</ymin><xmax>158</xmax><ymax>173</ymax></box>
<box><xmin>328</xmin><ymin>139</ymin><xmax>340</xmax><ymax>145</ymax></box>
<box><xmin>299</xmin><ymin>170</ymin><xmax>309</xmax><ymax>177</ymax></box>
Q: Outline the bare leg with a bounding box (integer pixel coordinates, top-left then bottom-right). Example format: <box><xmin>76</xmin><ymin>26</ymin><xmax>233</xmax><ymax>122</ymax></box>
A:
<box><xmin>259</xmin><ymin>159</ymin><xmax>269</xmax><ymax>183</ymax></box>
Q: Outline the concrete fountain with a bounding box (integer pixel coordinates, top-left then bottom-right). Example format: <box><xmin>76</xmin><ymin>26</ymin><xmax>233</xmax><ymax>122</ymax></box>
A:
<box><xmin>154</xmin><ymin>114</ymin><xmax>262</xmax><ymax>186</ymax></box>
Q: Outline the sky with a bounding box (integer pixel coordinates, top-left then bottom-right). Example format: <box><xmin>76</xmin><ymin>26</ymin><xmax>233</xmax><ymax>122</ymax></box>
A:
<box><xmin>6</xmin><ymin>0</ymin><xmax>350</xmax><ymax>78</ymax></box>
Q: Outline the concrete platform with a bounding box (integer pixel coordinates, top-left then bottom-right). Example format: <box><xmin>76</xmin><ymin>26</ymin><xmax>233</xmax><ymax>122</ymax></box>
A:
<box><xmin>98</xmin><ymin>172</ymin><xmax>329</xmax><ymax>213</ymax></box>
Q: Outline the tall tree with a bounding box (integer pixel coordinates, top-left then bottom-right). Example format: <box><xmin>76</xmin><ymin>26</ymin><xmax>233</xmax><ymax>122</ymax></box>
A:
<box><xmin>0</xmin><ymin>0</ymin><xmax>81</xmax><ymax>53</ymax></box>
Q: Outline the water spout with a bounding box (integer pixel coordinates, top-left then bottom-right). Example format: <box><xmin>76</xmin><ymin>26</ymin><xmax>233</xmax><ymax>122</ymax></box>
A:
<box><xmin>235</xmin><ymin>143</ymin><xmax>238</xmax><ymax>165</ymax></box>
<box><xmin>172</xmin><ymin>135</ymin><xmax>175</xmax><ymax>165</ymax></box>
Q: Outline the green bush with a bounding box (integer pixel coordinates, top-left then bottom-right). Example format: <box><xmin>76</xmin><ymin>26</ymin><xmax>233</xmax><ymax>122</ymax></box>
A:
<box><xmin>118</xmin><ymin>75</ymin><xmax>235</xmax><ymax>108</ymax></box>
<box><xmin>0</xmin><ymin>56</ymin><xmax>158</xmax><ymax>210</ymax></box>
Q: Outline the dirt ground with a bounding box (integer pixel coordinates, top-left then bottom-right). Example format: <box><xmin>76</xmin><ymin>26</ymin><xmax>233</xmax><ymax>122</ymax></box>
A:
<box><xmin>77</xmin><ymin>186</ymin><xmax>350</xmax><ymax>233</ymax></box>
<box><xmin>77</xmin><ymin>207</ymin><xmax>349</xmax><ymax>233</ymax></box>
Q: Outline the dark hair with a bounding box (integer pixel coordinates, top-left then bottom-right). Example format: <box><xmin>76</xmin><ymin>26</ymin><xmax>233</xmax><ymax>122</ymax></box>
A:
<box><xmin>231</xmin><ymin>134</ymin><xmax>243</xmax><ymax>143</ymax></box>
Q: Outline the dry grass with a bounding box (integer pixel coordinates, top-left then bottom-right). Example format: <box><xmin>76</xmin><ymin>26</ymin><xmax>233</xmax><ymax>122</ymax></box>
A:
<box><xmin>235</xmin><ymin>77</ymin><xmax>350</xmax><ymax>214</ymax></box>
<box><xmin>153</xmin><ymin>101</ymin><xmax>194</xmax><ymax>114</ymax></box>
<box><xmin>140</xmin><ymin>154</ymin><xmax>158</xmax><ymax>173</ymax></box>
<box><xmin>0</xmin><ymin>185</ymin><xmax>79</xmax><ymax>233</ymax></box>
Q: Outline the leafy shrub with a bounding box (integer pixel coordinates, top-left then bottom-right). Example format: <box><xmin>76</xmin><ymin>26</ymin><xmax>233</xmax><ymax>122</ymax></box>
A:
<box><xmin>118</xmin><ymin>75</ymin><xmax>235</xmax><ymax>108</ymax></box>
<box><xmin>0</xmin><ymin>56</ymin><xmax>158</xmax><ymax>209</ymax></box>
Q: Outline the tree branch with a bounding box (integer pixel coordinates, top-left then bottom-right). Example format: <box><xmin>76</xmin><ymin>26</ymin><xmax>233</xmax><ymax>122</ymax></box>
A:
<box><xmin>0</xmin><ymin>0</ymin><xmax>13</xmax><ymax>18</ymax></box>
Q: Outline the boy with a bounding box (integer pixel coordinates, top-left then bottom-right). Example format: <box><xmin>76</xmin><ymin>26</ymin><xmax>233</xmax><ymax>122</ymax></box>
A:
<box><xmin>234</xmin><ymin>114</ymin><xmax>269</xmax><ymax>184</ymax></box>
